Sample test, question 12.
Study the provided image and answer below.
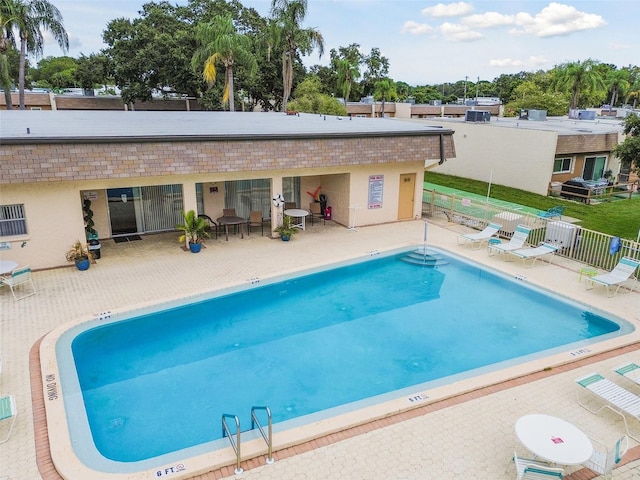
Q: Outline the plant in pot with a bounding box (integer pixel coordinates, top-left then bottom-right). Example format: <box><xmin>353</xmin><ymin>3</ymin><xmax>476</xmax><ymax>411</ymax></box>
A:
<box><xmin>65</xmin><ymin>240</ymin><xmax>94</xmax><ymax>270</ymax></box>
<box><xmin>274</xmin><ymin>215</ymin><xmax>298</xmax><ymax>241</ymax></box>
<box><xmin>176</xmin><ymin>209</ymin><xmax>210</xmax><ymax>253</ymax></box>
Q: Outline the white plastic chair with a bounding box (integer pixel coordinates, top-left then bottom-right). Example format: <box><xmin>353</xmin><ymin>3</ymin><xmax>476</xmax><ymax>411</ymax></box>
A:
<box><xmin>0</xmin><ymin>265</ymin><xmax>36</xmax><ymax>300</ymax></box>
<box><xmin>513</xmin><ymin>452</ymin><xmax>562</xmax><ymax>480</ymax></box>
<box><xmin>586</xmin><ymin>256</ymin><xmax>639</xmax><ymax>297</ymax></box>
<box><xmin>0</xmin><ymin>395</ymin><xmax>17</xmax><ymax>444</ymax></box>
<box><xmin>489</xmin><ymin>224</ymin><xmax>532</xmax><ymax>257</ymax></box>
<box><xmin>582</xmin><ymin>435</ymin><xmax>628</xmax><ymax>479</ymax></box>
<box><xmin>576</xmin><ymin>373</ymin><xmax>640</xmax><ymax>442</ymax></box>
<box><xmin>508</xmin><ymin>243</ymin><xmax>558</xmax><ymax>267</ymax></box>
<box><xmin>457</xmin><ymin>222</ymin><xmax>502</xmax><ymax>249</ymax></box>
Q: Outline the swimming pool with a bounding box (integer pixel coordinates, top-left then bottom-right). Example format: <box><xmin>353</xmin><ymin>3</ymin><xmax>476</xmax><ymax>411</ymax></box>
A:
<box><xmin>47</xmin><ymin>246</ymin><xmax>633</xmax><ymax>478</ymax></box>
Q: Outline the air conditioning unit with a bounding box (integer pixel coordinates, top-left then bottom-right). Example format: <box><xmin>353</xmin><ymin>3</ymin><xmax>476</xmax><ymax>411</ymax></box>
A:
<box><xmin>465</xmin><ymin>110</ymin><xmax>490</xmax><ymax>122</ymax></box>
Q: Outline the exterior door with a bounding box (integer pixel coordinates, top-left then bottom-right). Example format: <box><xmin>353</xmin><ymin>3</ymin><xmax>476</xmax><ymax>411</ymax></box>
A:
<box><xmin>397</xmin><ymin>173</ymin><xmax>416</xmax><ymax>220</ymax></box>
<box><xmin>107</xmin><ymin>188</ymin><xmax>138</xmax><ymax>235</ymax></box>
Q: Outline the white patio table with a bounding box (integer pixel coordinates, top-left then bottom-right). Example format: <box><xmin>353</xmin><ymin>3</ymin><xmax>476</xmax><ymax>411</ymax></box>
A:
<box><xmin>515</xmin><ymin>414</ymin><xmax>593</xmax><ymax>465</ymax></box>
<box><xmin>284</xmin><ymin>209</ymin><xmax>310</xmax><ymax>231</ymax></box>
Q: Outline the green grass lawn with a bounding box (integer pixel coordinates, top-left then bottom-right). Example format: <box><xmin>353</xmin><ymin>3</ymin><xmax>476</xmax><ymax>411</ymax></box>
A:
<box><xmin>424</xmin><ymin>172</ymin><xmax>640</xmax><ymax>240</ymax></box>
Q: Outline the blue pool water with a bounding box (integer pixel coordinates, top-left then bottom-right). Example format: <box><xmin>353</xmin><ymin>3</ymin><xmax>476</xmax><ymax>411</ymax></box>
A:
<box><xmin>60</xmin><ymin>247</ymin><xmax>630</xmax><ymax>469</ymax></box>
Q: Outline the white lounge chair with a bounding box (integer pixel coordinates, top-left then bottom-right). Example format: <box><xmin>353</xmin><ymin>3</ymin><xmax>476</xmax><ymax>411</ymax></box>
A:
<box><xmin>586</xmin><ymin>256</ymin><xmax>639</xmax><ymax>297</ymax></box>
<box><xmin>507</xmin><ymin>243</ymin><xmax>558</xmax><ymax>267</ymax></box>
<box><xmin>489</xmin><ymin>224</ymin><xmax>532</xmax><ymax>257</ymax></box>
<box><xmin>0</xmin><ymin>265</ymin><xmax>36</xmax><ymax>301</ymax></box>
<box><xmin>613</xmin><ymin>361</ymin><xmax>640</xmax><ymax>387</ymax></box>
<box><xmin>512</xmin><ymin>452</ymin><xmax>562</xmax><ymax>479</ymax></box>
<box><xmin>0</xmin><ymin>395</ymin><xmax>17</xmax><ymax>444</ymax></box>
<box><xmin>582</xmin><ymin>435</ymin><xmax>628</xmax><ymax>480</ymax></box>
<box><xmin>457</xmin><ymin>222</ymin><xmax>502</xmax><ymax>249</ymax></box>
<box><xmin>576</xmin><ymin>373</ymin><xmax>640</xmax><ymax>442</ymax></box>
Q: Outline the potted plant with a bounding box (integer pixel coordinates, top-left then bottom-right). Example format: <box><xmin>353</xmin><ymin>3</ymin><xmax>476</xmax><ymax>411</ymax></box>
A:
<box><xmin>274</xmin><ymin>215</ymin><xmax>298</xmax><ymax>241</ymax></box>
<box><xmin>176</xmin><ymin>209</ymin><xmax>210</xmax><ymax>253</ymax></box>
<box><xmin>65</xmin><ymin>240</ymin><xmax>93</xmax><ymax>270</ymax></box>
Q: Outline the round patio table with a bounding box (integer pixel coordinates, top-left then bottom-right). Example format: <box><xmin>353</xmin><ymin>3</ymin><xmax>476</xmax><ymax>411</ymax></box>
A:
<box><xmin>217</xmin><ymin>216</ymin><xmax>245</xmax><ymax>241</ymax></box>
<box><xmin>515</xmin><ymin>414</ymin><xmax>593</xmax><ymax>465</ymax></box>
<box><xmin>284</xmin><ymin>209</ymin><xmax>309</xmax><ymax>231</ymax></box>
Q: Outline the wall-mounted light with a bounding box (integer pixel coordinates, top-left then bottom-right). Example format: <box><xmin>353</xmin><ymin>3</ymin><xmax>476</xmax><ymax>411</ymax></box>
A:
<box><xmin>21</xmin><ymin>241</ymin><xmax>27</xmax><ymax>248</ymax></box>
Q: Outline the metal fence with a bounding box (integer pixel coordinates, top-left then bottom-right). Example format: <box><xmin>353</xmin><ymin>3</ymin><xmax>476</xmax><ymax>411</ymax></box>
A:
<box><xmin>423</xmin><ymin>188</ymin><xmax>640</xmax><ymax>272</ymax></box>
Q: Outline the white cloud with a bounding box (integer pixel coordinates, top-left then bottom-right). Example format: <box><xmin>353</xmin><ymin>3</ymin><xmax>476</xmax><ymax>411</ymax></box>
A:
<box><xmin>439</xmin><ymin>22</ymin><xmax>483</xmax><ymax>42</ymax></box>
<box><xmin>462</xmin><ymin>12</ymin><xmax>515</xmax><ymax>29</ymax></box>
<box><xmin>400</xmin><ymin>20</ymin><xmax>434</xmax><ymax>35</ymax></box>
<box><xmin>510</xmin><ymin>2</ymin><xmax>606</xmax><ymax>37</ymax></box>
<box><xmin>489</xmin><ymin>56</ymin><xmax>549</xmax><ymax>69</ymax></box>
<box><xmin>422</xmin><ymin>2</ymin><xmax>473</xmax><ymax>18</ymax></box>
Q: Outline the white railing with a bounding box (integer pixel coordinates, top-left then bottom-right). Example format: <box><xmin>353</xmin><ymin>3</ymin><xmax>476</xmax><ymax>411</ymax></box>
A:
<box><xmin>423</xmin><ymin>189</ymin><xmax>640</xmax><ymax>272</ymax></box>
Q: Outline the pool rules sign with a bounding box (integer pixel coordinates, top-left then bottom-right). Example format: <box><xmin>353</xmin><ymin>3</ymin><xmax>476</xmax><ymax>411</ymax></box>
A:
<box><xmin>368</xmin><ymin>175</ymin><xmax>383</xmax><ymax>209</ymax></box>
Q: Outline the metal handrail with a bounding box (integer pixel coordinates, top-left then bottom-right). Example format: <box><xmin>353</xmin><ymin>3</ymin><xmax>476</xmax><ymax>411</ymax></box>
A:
<box><xmin>251</xmin><ymin>406</ymin><xmax>274</xmax><ymax>464</ymax></box>
<box><xmin>222</xmin><ymin>414</ymin><xmax>243</xmax><ymax>474</ymax></box>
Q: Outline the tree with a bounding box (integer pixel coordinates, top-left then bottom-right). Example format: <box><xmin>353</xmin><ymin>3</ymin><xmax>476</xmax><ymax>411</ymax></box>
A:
<box><xmin>503</xmin><ymin>81</ymin><xmax>569</xmax><ymax>117</ymax></box>
<box><xmin>191</xmin><ymin>14</ymin><xmax>256</xmax><ymax>111</ymax></box>
<box><xmin>0</xmin><ymin>0</ymin><xmax>19</xmax><ymax>108</ymax></box>
<box><xmin>74</xmin><ymin>53</ymin><xmax>111</xmax><ymax>91</ymax></box>
<box><xmin>332</xmin><ymin>44</ymin><xmax>361</xmax><ymax>105</ymax></box>
<box><xmin>361</xmin><ymin>47</ymin><xmax>389</xmax><ymax>97</ymax></box>
<box><xmin>11</xmin><ymin>0</ymin><xmax>68</xmax><ymax>109</ymax></box>
<box><xmin>373</xmin><ymin>78</ymin><xmax>396</xmax><ymax>118</ymax></box>
<box><xmin>31</xmin><ymin>55</ymin><xmax>75</xmax><ymax>87</ymax></box>
<box><xmin>551</xmin><ymin>58</ymin><xmax>605</xmax><ymax>111</ymax></box>
<box><xmin>268</xmin><ymin>0</ymin><xmax>324</xmax><ymax>111</ymax></box>
<box><xmin>605</xmin><ymin>68</ymin><xmax>630</xmax><ymax>108</ymax></box>
<box><xmin>287</xmin><ymin>75</ymin><xmax>346</xmax><ymax>115</ymax></box>
<box><xmin>614</xmin><ymin>113</ymin><xmax>640</xmax><ymax>172</ymax></box>
<box><xmin>103</xmin><ymin>2</ymin><xmax>201</xmax><ymax>106</ymax></box>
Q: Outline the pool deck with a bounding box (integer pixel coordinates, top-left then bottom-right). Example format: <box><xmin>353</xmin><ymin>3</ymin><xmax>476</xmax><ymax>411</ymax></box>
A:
<box><xmin>1</xmin><ymin>218</ymin><xmax>639</xmax><ymax>480</ymax></box>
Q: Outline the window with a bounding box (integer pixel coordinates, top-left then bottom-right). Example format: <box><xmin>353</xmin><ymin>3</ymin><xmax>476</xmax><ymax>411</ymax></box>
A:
<box><xmin>553</xmin><ymin>157</ymin><xmax>572</xmax><ymax>173</ymax></box>
<box><xmin>0</xmin><ymin>204</ymin><xmax>27</xmax><ymax>236</ymax></box>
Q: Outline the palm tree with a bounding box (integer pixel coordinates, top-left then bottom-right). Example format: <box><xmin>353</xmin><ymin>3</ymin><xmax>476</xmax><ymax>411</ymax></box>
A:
<box><xmin>191</xmin><ymin>14</ymin><xmax>256</xmax><ymax>112</ymax></box>
<box><xmin>336</xmin><ymin>57</ymin><xmax>359</xmax><ymax>106</ymax></box>
<box><xmin>11</xmin><ymin>0</ymin><xmax>68</xmax><ymax>109</ymax></box>
<box><xmin>374</xmin><ymin>78</ymin><xmax>396</xmax><ymax>118</ymax></box>
<box><xmin>605</xmin><ymin>68</ymin><xmax>630</xmax><ymax>108</ymax></box>
<box><xmin>0</xmin><ymin>0</ymin><xmax>19</xmax><ymax>109</ymax></box>
<box><xmin>552</xmin><ymin>58</ymin><xmax>604</xmax><ymax>111</ymax></box>
<box><xmin>269</xmin><ymin>0</ymin><xmax>324</xmax><ymax>112</ymax></box>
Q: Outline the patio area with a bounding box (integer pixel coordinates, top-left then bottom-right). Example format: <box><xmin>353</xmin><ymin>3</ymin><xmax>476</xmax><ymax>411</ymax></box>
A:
<box><xmin>1</xmin><ymin>218</ymin><xmax>639</xmax><ymax>480</ymax></box>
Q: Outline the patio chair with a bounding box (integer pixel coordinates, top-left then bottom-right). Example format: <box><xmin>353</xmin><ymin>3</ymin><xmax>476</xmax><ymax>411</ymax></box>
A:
<box><xmin>613</xmin><ymin>362</ymin><xmax>640</xmax><ymax>387</ymax></box>
<box><xmin>0</xmin><ymin>395</ymin><xmax>17</xmax><ymax>444</ymax></box>
<box><xmin>512</xmin><ymin>452</ymin><xmax>558</xmax><ymax>479</ymax></box>
<box><xmin>0</xmin><ymin>265</ymin><xmax>36</xmax><ymax>300</ymax></box>
<box><xmin>582</xmin><ymin>434</ymin><xmax>628</xmax><ymax>480</ymax></box>
<box><xmin>309</xmin><ymin>202</ymin><xmax>324</xmax><ymax>225</ymax></box>
<box><xmin>457</xmin><ymin>222</ymin><xmax>502</xmax><ymax>249</ymax></box>
<box><xmin>247</xmin><ymin>211</ymin><xmax>264</xmax><ymax>236</ymax></box>
<box><xmin>576</xmin><ymin>373</ymin><xmax>640</xmax><ymax>442</ymax></box>
<box><xmin>489</xmin><ymin>224</ymin><xmax>532</xmax><ymax>257</ymax></box>
<box><xmin>507</xmin><ymin>243</ymin><xmax>558</xmax><ymax>267</ymax></box>
<box><xmin>585</xmin><ymin>256</ymin><xmax>640</xmax><ymax>297</ymax></box>
<box><xmin>284</xmin><ymin>202</ymin><xmax>297</xmax><ymax>211</ymax></box>
<box><xmin>538</xmin><ymin>206</ymin><xmax>565</xmax><ymax>220</ymax></box>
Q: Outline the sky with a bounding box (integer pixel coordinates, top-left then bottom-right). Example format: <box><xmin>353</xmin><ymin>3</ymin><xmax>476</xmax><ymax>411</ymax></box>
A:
<box><xmin>45</xmin><ymin>0</ymin><xmax>638</xmax><ymax>86</ymax></box>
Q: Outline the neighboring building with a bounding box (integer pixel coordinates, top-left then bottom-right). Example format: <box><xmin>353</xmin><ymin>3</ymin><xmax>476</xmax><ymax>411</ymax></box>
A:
<box><xmin>404</xmin><ymin>114</ymin><xmax>629</xmax><ymax>196</ymax></box>
<box><xmin>0</xmin><ymin>91</ymin><xmax>202</xmax><ymax>111</ymax></box>
<box><xmin>0</xmin><ymin>110</ymin><xmax>456</xmax><ymax>269</ymax></box>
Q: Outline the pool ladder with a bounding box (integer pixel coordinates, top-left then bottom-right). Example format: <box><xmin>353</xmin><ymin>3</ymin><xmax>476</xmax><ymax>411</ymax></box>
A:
<box><xmin>221</xmin><ymin>406</ymin><xmax>274</xmax><ymax>474</ymax></box>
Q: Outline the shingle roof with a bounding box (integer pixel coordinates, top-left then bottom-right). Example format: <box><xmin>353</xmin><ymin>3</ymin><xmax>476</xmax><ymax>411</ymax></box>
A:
<box><xmin>1</xmin><ymin>110</ymin><xmax>453</xmax><ymax>144</ymax></box>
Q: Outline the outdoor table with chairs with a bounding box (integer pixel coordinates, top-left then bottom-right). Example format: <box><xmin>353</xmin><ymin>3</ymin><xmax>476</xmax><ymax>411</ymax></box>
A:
<box><xmin>515</xmin><ymin>413</ymin><xmax>593</xmax><ymax>466</ymax></box>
